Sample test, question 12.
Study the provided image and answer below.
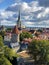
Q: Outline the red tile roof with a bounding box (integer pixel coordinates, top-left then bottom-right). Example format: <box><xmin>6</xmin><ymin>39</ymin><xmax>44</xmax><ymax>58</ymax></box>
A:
<box><xmin>23</xmin><ymin>38</ymin><xmax>32</xmax><ymax>43</ymax></box>
<box><xmin>12</xmin><ymin>26</ymin><xmax>20</xmax><ymax>34</ymax></box>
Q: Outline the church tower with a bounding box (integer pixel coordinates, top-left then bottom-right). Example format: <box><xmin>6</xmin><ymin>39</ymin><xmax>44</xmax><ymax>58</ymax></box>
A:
<box><xmin>11</xmin><ymin>10</ymin><xmax>22</xmax><ymax>43</ymax></box>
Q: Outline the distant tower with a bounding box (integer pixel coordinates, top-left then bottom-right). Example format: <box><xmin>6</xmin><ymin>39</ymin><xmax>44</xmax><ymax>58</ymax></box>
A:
<box><xmin>17</xmin><ymin>10</ymin><xmax>22</xmax><ymax>30</ymax></box>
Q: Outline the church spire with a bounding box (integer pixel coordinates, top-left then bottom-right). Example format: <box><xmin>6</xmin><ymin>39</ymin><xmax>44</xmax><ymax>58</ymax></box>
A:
<box><xmin>17</xmin><ymin>9</ymin><xmax>21</xmax><ymax>29</ymax></box>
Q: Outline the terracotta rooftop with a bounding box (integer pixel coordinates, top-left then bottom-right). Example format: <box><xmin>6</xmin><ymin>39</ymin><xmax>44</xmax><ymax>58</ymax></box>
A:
<box><xmin>12</xmin><ymin>26</ymin><xmax>20</xmax><ymax>34</ymax></box>
<box><xmin>22</xmin><ymin>30</ymin><xmax>28</xmax><ymax>32</ymax></box>
<box><xmin>23</xmin><ymin>38</ymin><xmax>32</xmax><ymax>43</ymax></box>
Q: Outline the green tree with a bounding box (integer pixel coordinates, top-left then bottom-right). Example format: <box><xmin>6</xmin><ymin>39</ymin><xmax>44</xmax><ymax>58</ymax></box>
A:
<box><xmin>20</xmin><ymin>32</ymin><xmax>32</xmax><ymax>41</ymax></box>
<box><xmin>0</xmin><ymin>35</ymin><xmax>18</xmax><ymax>65</ymax></box>
<box><xmin>0</xmin><ymin>57</ymin><xmax>12</xmax><ymax>65</ymax></box>
<box><xmin>0</xmin><ymin>31</ymin><xmax>6</xmax><ymax>39</ymax></box>
<box><xmin>0</xmin><ymin>35</ymin><xmax>4</xmax><ymax>47</ymax></box>
<box><xmin>4</xmin><ymin>46</ymin><xmax>16</xmax><ymax>60</ymax></box>
<box><xmin>28</xmin><ymin>40</ymin><xmax>49</xmax><ymax>65</ymax></box>
<box><xmin>37</xmin><ymin>29</ymin><xmax>43</xmax><ymax>33</ymax></box>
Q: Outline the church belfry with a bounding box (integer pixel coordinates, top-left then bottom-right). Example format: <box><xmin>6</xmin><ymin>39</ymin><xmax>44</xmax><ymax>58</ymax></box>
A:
<box><xmin>17</xmin><ymin>10</ymin><xmax>21</xmax><ymax>30</ymax></box>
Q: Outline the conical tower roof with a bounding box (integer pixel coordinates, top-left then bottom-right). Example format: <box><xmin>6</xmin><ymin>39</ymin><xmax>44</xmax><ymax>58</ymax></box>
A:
<box><xmin>12</xmin><ymin>26</ymin><xmax>20</xmax><ymax>34</ymax></box>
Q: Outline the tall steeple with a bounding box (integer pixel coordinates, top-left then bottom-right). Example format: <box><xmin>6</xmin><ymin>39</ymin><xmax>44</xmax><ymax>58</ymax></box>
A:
<box><xmin>17</xmin><ymin>10</ymin><xmax>21</xmax><ymax>30</ymax></box>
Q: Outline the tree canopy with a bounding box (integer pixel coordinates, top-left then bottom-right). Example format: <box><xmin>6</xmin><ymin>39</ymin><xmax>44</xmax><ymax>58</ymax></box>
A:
<box><xmin>20</xmin><ymin>32</ymin><xmax>32</xmax><ymax>41</ymax></box>
<box><xmin>0</xmin><ymin>35</ymin><xmax>18</xmax><ymax>65</ymax></box>
<box><xmin>0</xmin><ymin>30</ymin><xmax>6</xmax><ymax>39</ymax></box>
<box><xmin>0</xmin><ymin>35</ymin><xmax>4</xmax><ymax>47</ymax></box>
<box><xmin>28</xmin><ymin>40</ymin><xmax>49</xmax><ymax>65</ymax></box>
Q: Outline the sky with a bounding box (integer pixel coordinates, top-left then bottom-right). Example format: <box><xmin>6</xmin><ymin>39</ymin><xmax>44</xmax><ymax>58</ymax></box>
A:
<box><xmin>0</xmin><ymin>0</ymin><xmax>49</xmax><ymax>27</ymax></box>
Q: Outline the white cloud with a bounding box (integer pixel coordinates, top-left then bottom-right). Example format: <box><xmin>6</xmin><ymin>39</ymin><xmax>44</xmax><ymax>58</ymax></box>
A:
<box><xmin>20</xmin><ymin>2</ymin><xmax>31</xmax><ymax>11</ymax></box>
<box><xmin>11</xmin><ymin>3</ymin><xmax>18</xmax><ymax>7</ymax></box>
<box><xmin>45</xmin><ymin>8</ymin><xmax>49</xmax><ymax>13</ymax></box>
<box><xmin>37</xmin><ymin>7</ymin><xmax>49</xmax><ymax>18</ymax></box>
<box><xmin>1</xmin><ymin>20</ymin><xmax>16</xmax><ymax>26</ymax></box>
<box><xmin>0</xmin><ymin>0</ymin><xmax>49</xmax><ymax>27</ymax></box>
<box><xmin>1</xmin><ymin>11</ymin><xmax>15</xmax><ymax>17</ymax></box>
<box><xmin>0</xmin><ymin>11</ymin><xmax>16</xmax><ymax>20</ymax></box>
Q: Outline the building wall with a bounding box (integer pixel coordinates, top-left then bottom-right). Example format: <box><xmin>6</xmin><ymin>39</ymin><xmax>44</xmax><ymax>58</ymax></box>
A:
<box><xmin>11</xmin><ymin>34</ymin><xmax>20</xmax><ymax>43</ymax></box>
<box><xmin>11</xmin><ymin>34</ymin><xmax>18</xmax><ymax>43</ymax></box>
<box><xmin>4</xmin><ymin>35</ymin><xmax>11</xmax><ymax>41</ymax></box>
<box><xmin>17</xmin><ymin>34</ymin><xmax>20</xmax><ymax>42</ymax></box>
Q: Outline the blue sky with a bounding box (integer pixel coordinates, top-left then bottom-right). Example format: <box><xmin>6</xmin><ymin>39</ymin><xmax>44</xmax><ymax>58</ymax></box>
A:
<box><xmin>0</xmin><ymin>0</ymin><xmax>49</xmax><ymax>27</ymax></box>
<box><xmin>0</xmin><ymin>0</ymin><xmax>33</xmax><ymax>10</ymax></box>
<box><xmin>0</xmin><ymin>0</ymin><xmax>15</xmax><ymax>10</ymax></box>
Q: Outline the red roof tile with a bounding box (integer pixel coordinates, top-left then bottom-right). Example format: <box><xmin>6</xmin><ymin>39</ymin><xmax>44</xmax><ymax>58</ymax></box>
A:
<box><xmin>12</xmin><ymin>26</ymin><xmax>20</xmax><ymax>34</ymax></box>
<box><xmin>23</xmin><ymin>38</ymin><xmax>32</xmax><ymax>43</ymax></box>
